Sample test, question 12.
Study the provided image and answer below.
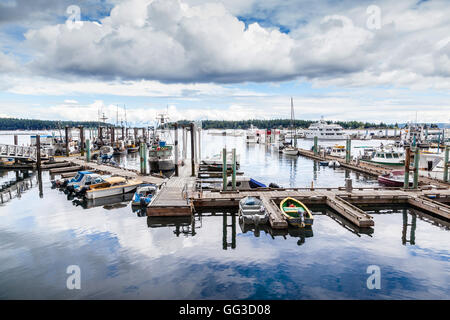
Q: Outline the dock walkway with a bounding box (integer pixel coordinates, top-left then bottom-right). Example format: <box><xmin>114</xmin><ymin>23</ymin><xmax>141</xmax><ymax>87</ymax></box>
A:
<box><xmin>147</xmin><ymin>164</ymin><xmax>197</xmax><ymax>216</ymax></box>
<box><xmin>60</xmin><ymin>157</ymin><xmax>164</xmax><ymax>184</ymax></box>
<box><xmin>298</xmin><ymin>148</ymin><xmax>450</xmax><ymax>188</ymax></box>
<box><xmin>189</xmin><ymin>187</ymin><xmax>450</xmax><ymax>228</ymax></box>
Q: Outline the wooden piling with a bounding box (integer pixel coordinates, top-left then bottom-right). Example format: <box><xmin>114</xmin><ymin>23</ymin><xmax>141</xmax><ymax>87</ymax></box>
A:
<box><xmin>65</xmin><ymin>126</ymin><xmax>69</xmax><ymax>156</ymax></box>
<box><xmin>174</xmin><ymin>123</ymin><xmax>179</xmax><ymax>176</ymax></box>
<box><xmin>404</xmin><ymin>147</ymin><xmax>411</xmax><ymax>189</ymax></box>
<box><xmin>232</xmin><ymin>148</ymin><xmax>236</xmax><ymax>191</ymax></box>
<box><xmin>444</xmin><ymin>146</ymin><xmax>449</xmax><ymax>183</ymax></box>
<box><xmin>222</xmin><ymin>147</ymin><xmax>227</xmax><ymax>191</ymax></box>
<box><xmin>79</xmin><ymin>126</ymin><xmax>84</xmax><ymax>156</ymax></box>
<box><xmin>413</xmin><ymin>147</ymin><xmax>420</xmax><ymax>189</ymax></box>
<box><xmin>190</xmin><ymin>123</ymin><xmax>195</xmax><ymax>177</ymax></box>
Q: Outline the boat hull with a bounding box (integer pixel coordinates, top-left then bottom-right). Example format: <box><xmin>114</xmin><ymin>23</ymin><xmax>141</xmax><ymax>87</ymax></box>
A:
<box><xmin>86</xmin><ymin>184</ymin><xmax>139</xmax><ymax>199</ymax></box>
<box><xmin>282</xmin><ymin>149</ymin><xmax>298</xmax><ymax>156</ymax></box>
<box><xmin>149</xmin><ymin>159</ymin><xmax>175</xmax><ymax>171</ymax></box>
<box><xmin>362</xmin><ymin>160</ymin><xmax>404</xmax><ymax>166</ymax></box>
<box><xmin>378</xmin><ymin>174</ymin><xmax>412</xmax><ymax>187</ymax></box>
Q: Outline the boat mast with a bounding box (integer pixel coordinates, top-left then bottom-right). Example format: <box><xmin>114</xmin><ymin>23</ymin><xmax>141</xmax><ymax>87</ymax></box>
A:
<box><xmin>290</xmin><ymin>97</ymin><xmax>294</xmax><ymax>143</ymax></box>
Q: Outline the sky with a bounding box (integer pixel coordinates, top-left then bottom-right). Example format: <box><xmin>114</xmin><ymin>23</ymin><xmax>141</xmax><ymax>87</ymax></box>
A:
<box><xmin>0</xmin><ymin>0</ymin><xmax>449</xmax><ymax>127</ymax></box>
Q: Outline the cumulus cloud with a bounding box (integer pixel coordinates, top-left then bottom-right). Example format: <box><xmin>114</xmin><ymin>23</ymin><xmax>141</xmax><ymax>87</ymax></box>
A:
<box><xmin>0</xmin><ymin>51</ymin><xmax>19</xmax><ymax>73</ymax></box>
<box><xmin>19</xmin><ymin>0</ymin><xmax>450</xmax><ymax>88</ymax></box>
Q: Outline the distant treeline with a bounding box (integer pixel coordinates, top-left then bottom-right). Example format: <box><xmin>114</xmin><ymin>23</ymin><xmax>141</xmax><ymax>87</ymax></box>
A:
<box><xmin>1</xmin><ymin>117</ymin><xmax>440</xmax><ymax>131</ymax></box>
<box><xmin>175</xmin><ymin>119</ymin><xmax>400</xmax><ymax>130</ymax></box>
<box><xmin>0</xmin><ymin>118</ymin><xmax>105</xmax><ymax>130</ymax></box>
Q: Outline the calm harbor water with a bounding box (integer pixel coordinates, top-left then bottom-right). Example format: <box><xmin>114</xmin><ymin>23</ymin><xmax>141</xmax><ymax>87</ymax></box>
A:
<box><xmin>0</xmin><ymin>131</ymin><xmax>449</xmax><ymax>299</ymax></box>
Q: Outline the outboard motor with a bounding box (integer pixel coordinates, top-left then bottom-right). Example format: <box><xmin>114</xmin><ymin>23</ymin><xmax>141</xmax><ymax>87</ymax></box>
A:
<box><xmin>269</xmin><ymin>183</ymin><xmax>280</xmax><ymax>189</ymax></box>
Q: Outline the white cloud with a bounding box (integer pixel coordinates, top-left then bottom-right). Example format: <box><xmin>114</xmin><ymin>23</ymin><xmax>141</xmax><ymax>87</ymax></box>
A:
<box><xmin>18</xmin><ymin>0</ymin><xmax>450</xmax><ymax>89</ymax></box>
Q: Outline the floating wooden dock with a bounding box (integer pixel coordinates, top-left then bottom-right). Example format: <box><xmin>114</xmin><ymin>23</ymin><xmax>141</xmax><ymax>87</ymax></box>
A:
<box><xmin>147</xmin><ymin>164</ymin><xmax>196</xmax><ymax>216</ymax></box>
<box><xmin>187</xmin><ymin>187</ymin><xmax>450</xmax><ymax>228</ymax></box>
<box><xmin>57</xmin><ymin>157</ymin><xmax>165</xmax><ymax>184</ymax></box>
<box><xmin>297</xmin><ymin>148</ymin><xmax>450</xmax><ymax>189</ymax></box>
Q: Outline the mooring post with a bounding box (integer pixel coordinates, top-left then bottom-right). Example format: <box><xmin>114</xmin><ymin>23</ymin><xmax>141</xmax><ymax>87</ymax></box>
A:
<box><xmin>86</xmin><ymin>139</ymin><xmax>91</xmax><ymax>162</ymax></box>
<box><xmin>222</xmin><ymin>147</ymin><xmax>227</xmax><ymax>191</ymax></box>
<box><xmin>346</xmin><ymin>138</ymin><xmax>351</xmax><ymax>164</ymax></box>
<box><xmin>182</xmin><ymin>126</ymin><xmax>186</xmax><ymax>160</ymax></box>
<box><xmin>174</xmin><ymin>123</ymin><xmax>179</xmax><ymax>176</ymax></box>
<box><xmin>197</xmin><ymin>127</ymin><xmax>201</xmax><ymax>163</ymax></box>
<box><xmin>437</xmin><ymin>132</ymin><xmax>441</xmax><ymax>153</ymax></box>
<box><xmin>65</xmin><ymin>126</ymin><xmax>69</xmax><ymax>156</ymax></box>
<box><xmin>143</xmin><ymin>143</ymin><xmax>148</xmax><ymax>174</ymax></box>
<box><xmin>36</xmin><ymin>134</ymin><xmax>43</xmax><ymax>198</ymax></box>
<box><xmin>443</xmin><ymin>146</ymin><xmax>449</xmax><ymax>182</ymax></box>
<box><xmin>14</xmin><ymin>135</ymin><xmax>18</xmax><ymax>164</ymax></box>
<box><xmin>190</xmin><ymin>123</ymin><xmax>195</xmax><ymax>177</ymax></box>
<box><xmin>36</xmin><ymin>134</ymin><xmax>41</xmax><ymax>171</ymax></box>
<box><xmin>404</xmin><ymin>147</ymin><xmax>411</xmax><ymax>188</ymax></box>
<box><xmin>313</xmin><ymin>136</ymin><xmax>318</xmax><ymax>156</ymax></box>
<box><xmin>345</xmin><ymin>178</ymin><xmax>353</xmax><ymax>192</ymax></box>
<box><xmin>232</xmin><ymin>148</ymin><xmax>236</xmax><ymax>191</ymax></box>
<box><xmin>139</xmin><ymin>142</ymin><xmax>144</xmax><ymax>174</ymax></box>
<box><xmin>79</xmin><ymin>126</ymin><xmax>85</xmax><ymax>156</ymax></box>
<box><xmin>413</xmin><ymin>147</ymin><xmax>420</xmax><ymax>189</ymax></box>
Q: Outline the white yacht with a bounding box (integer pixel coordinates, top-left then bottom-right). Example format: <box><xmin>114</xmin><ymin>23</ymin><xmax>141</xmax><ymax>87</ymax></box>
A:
<box><xmin>305</xmin><ymin>118</ymin><xmax>348</xmax><ymax>140</ymax></box>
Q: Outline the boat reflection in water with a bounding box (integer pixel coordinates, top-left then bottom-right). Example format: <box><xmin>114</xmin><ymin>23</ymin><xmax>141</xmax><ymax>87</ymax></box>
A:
<box><xmin>239</xmin><ymin>220</ymin><xmax>313</xmax><ymax>246</ymax></box>
<box><xmin>72</xmin><ymin>192</ymin><xmax>134</xmax><ymax>209</ymax></box>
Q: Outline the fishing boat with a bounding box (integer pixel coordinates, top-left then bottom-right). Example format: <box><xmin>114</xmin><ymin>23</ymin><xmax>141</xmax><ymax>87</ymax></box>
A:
<box><xmin>126</xmin><ymin>139</ymin><xmax>139</xmax><ymax>153</ymax></box>
<box><xmin>131</xmin><ymin>184</ymin><xmax>159</xmax><ymax>206</ymax></box>
<box><xmin>378</xmin><ymin>170</ymin><xmax>412</xmax><ymax>187</ymax></box>
<box><xmin>279</xmin><ymin>197</ymin><xmax>314</xmax><ymax>227</ymax></box>
<box><xmin>148</xmin><ymin>113</ymin><xmax>175</xmax><ymax>172</ymax></box>
<box><xmin>362</xmin><ymin>147</ymin><xmax>405</xmax><ymax>166</ymax></box>
<box><xmin>329</xmin><ymin>145</ymin><xmax>346</xmax><ymax>158</ymax></box>
<box><xmin>99</xmin><ymin>146</ymin><xmax>114</xmax><ymax>160</ymax></box>
<box><xmin>113</xmin><ymin>140</ymin><xmax>127</xmax><ymax>155</ymax></box>
<box><xmin>238</xmin><ymin>196</ymin><xmax>269</xmax><ymax>225</ymax></box>
<box><xmin>85</xmin><ymin>177</ymin><xmax>142</xmax><ymax>199</ymax></box>
<box><xmin>282</xmin><ymin>147</ymin><xmax>298</xmax><ymax>156</ymax></box>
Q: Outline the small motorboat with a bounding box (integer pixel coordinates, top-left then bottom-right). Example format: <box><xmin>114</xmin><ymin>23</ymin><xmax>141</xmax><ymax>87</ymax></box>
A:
<box><xmin>99</xmin><ymin>146</ymin><xmax>114</xmax><ymax>161</ymax></box>
<box><xmin>282</xmin><ymin>147</ymin><xmax>298</xmax><ymax>156</ymax></box>
<box><xmin>328</xmin><ymin>160</ymin><xmax>340</xmax><ymax>168</ymax></box>
<box><xmin>238</xmin><ymin>196</ymin><xmax>269</xmax><ymax>225</ymax></box>
<box><xmin>132</xmin><ymin>184</ymin><xmax>159</xmax><ymax>206</ymax></box>
<box><xmin>85</xmin><ymin>177</ymin><xmax>142</xmax><ymax>199</ymax></box>
<box><xmin>319</xmin><ymin>161</ymin><xmax>329</xmax><ymax>166</ymax></box>
<box><xmin>280</xmin><ymin>197</ymin><xmax>314</xmax><ymax>227</ymax></box>
<box><xmin>378</xmin><ymin>170</ymin><xmax>412</xmax><ymax>187</ymax></box>
<box><xmin>66</xmin><ymin>171</ymin><xmax>101</xmax><ymax>192</ymax></box>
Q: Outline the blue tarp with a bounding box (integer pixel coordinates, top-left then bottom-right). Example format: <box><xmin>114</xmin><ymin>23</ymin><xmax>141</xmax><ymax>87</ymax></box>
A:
<box><xmin>249</xmin><ymin>178</ymin><xmax>267</xmax><ymax>188</ymax></box>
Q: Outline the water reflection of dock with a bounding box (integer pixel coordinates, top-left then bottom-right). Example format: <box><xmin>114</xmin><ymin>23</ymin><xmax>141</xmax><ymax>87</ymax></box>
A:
<box><xmin>0</xmin><ymin>170</ymin><xmax>35</xmax><ymax>204</ymax></box>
